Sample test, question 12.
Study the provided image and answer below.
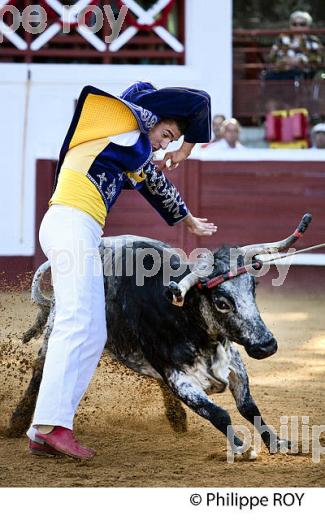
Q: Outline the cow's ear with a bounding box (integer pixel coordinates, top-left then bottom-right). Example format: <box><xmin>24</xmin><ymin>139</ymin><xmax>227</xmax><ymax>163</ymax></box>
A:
<box><xmin>214</xmin><ymin>262</ymin><xmax>227</xmax><ymax>277</ymax></box>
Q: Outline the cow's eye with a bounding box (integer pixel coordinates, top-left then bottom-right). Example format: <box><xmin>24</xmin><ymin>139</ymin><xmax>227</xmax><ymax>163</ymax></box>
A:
<box><xmin>214</xmin><ymin>297</ymin><xmax>233</xmax><ymax>313</ymax></box>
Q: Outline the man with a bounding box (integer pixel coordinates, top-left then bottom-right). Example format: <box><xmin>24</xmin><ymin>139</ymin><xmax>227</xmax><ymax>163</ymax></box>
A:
<box><xmin>208</xmin><ymin>118</ymin><xmax>245</xmax><ymax>150</ymax></box>
<box><xmin>266</xmin><ymin>10</ymin><xmax>323</xmax><ymax>80</ymax></box>
<box><xmin>201</xmin><ymin>114</ymin><xmax>225</xmax><ymax>148</ymax></box>
<box><xmin>26</xmin><ymin>82</ymin><xmax>217</xmax><ymax>460</ymax></box>
<box><xmin>212</xmin><ymin>114</ymin><xmax>226</xmax><ymax>142</ymax></box>
<box><xmin>311</xmin><ymin>123</ymin><xmax>325</xmax><ymax>149</ymax></box>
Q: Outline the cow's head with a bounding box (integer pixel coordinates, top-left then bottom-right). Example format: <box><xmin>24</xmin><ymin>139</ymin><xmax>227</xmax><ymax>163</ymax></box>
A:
<box><xmin>204</xmin><ymin>246</ymin><xmax>277</xmax><ymax>359</ymax></box>
<box><xmin>168</xmin><ymin>215</ymin><xmax>312</xmax><ymax>358</ymax></box>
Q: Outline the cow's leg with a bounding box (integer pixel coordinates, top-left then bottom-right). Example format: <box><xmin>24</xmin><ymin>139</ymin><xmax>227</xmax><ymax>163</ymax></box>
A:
<box><xmin>157</xmin><ymin>380</ymin><xmax>187</xmax><ymax>433</ymax></box>
<box><xmin>228</xmin><ymin>345</ymin><xmax>291</xmax><ymax>453</ymax></box>
<box><xmin>165</xmin><ymin>369</ymin><xmax>255</xmax><ymax>458</ymax></box>
<box><xmin>6</xmin><ymin>304</ymin><xmax>55</xmax><ymax>437</ymax></box>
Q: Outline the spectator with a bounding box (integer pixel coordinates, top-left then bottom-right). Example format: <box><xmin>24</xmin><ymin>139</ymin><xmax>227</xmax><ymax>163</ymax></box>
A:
<box><xmin>212</xmin><ymin>114</ymin><xmax>226</xmax><ymax>141</ymax></box>
<box><xmin>201</xmin><ymin>114</ymin><xmax>225</xmax><ymax>148</ymax></box>
<box><xmin>311</xmin><ymin>123</ymin><xmax>325</xmax><ymax>149</ymax></box>
<box><xmin>265</xmin><ymin>11</ymin><xmax>323</xmax><ymax>80</ymax></box>
<box><xmin>209</xmin><ymin>118</ymin><xmax>245</xmax><ymax>150</ymax></box>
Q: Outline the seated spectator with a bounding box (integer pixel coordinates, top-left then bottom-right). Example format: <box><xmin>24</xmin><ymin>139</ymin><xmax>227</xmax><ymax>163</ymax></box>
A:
<box><xmin>209</xmin><ymin>118</ymin><xmax>245</xmax><ymax>150</ymax></box>
<box><xmin>201</xmin><ymin>114</ymin><xmax>225</xmax><ymax>148</ymax></box>
<box><xmin>264</xmin><ymin>11</ymin><xmax>323</xmax><ymax>80</ymax></box>
<box><xmin>212</xmin><ymin>114</ymin><xmax>226</xmax><ymax>141</ymax></box>
<box><xmin>311</xmin><ymin>123</ymin><xmax>325</xmax><ymax>149</ymax></box>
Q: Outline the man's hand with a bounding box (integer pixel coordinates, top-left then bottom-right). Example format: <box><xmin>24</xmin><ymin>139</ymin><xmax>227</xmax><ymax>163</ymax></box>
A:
<box><xmin>183</xmin><ymin>213</ymin><xmax>217</xmax><ymax>236</ymax></box>
<box><xmin>160</xmin><ymin>142</ymin><xmax>195</xmax><ymax>170</ymax></box>
<box><xmin>160</xmin><ymin>149</ymin><xmax>186</xmax><ymax>170</ymax></box>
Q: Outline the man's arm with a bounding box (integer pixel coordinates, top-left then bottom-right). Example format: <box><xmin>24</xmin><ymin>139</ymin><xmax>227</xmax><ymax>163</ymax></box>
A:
<box><xmin>137</xmin><ymin>162</ymin><xmax>188</xmax><ymax>226</ymax></box>
<box><xmin>137</xmin><ymin>162</ymin><xmax>217</xmax><ymax>236</ymax></box>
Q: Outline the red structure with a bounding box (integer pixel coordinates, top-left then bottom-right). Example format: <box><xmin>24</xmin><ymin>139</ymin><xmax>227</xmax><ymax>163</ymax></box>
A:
<box><xmin>265</xmin><ymin>109</ymin><xmax>309</xmax><ymax>147</ymax></box>
<box><xmin>0</xmin><ymin>0</ymin><xmax>185</xmax><ymax>64</ymax></box>
<box><xmin>1</xmin><ymin>157</ymin><xmax>325</xmax><ymax>289</ymax></box>
<box><xmin>32</xmin><ymin>158</ymin><xmax>325</xmax><ymax>261</ymax></box>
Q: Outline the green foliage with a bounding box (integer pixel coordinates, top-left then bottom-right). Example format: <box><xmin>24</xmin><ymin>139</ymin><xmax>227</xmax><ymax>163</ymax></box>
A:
<box><xmin>233</xmin><ymin>0</ymin><xmax>325</xmax><ymax>28</ymax></box>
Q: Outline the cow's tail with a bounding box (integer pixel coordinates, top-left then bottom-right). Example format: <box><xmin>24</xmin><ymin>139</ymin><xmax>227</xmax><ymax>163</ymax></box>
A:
<box><xmin>23</xmin><ymin>260</ymin><xmax>52</xmax><ymax>344</ymax></box>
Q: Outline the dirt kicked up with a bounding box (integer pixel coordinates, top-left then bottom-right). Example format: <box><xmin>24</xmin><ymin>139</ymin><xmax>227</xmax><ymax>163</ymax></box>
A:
<box><xmin>0</xmin><ymin>288</ymin><xmax>324</xmax><ymax>487</ymax></box>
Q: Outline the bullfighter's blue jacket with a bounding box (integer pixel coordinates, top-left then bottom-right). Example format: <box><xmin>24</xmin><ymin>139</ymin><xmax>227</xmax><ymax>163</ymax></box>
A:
<box><xmin>52</xmin><ymin>83</ymin><xmax>211</xmax><ymax>227</ymax></box>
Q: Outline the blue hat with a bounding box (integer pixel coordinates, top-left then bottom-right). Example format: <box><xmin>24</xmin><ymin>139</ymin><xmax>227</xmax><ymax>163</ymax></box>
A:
<box><xmin>121</xmin><ymin>81</ymin><xmax>211</xmax><ymax>143</ymax></box>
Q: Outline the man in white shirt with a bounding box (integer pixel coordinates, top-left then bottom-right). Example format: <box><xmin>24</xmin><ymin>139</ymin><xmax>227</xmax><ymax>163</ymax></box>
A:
<box><xmin>311</xmin><ymin>123</ymin><xmax>325</xmax><ymax>149</ymax></box>
<box><xmin>206</xmin><ymin>118</ymin><xmax>245</xmax><ymax>150</ymax></box>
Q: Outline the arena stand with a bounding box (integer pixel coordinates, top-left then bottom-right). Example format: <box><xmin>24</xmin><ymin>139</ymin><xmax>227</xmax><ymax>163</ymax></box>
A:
<box><xmin>0</xmin><ymin>0</ymin><xmax>324</xmax><ymax>290</ymax></box>
<box><xmin>233</xmin><ymin>27</ymin><xmax>325</xmax><ymax>123</ymax></box>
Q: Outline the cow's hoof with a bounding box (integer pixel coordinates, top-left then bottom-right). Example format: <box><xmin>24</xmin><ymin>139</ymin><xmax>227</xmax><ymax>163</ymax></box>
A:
<box><xmin>268</xmin><ymin>438</ymin><xmax>292</xmax><ymax>454</ymax></box>
<box><xmin>277</xmin><ymin>439</ymin><xmax>304</xmax><ymax>456</ymax></box>
<box><xmin>234</xmin><ymin>446</ymin><xmax>257</xmax><ymax>461</ymax></box>
<box><xmin>268</xmin><ymin>438</ymin><xmax>305</xmax><ymax>456</ymax></box>
<box><xmin>277</xmin><ymin>438</ymin><xmax>291</xmax><ymax>452</ymax></box>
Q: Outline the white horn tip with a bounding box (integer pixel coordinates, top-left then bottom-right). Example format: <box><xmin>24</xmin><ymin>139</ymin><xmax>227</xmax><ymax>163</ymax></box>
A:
<box><xmin>168</xmin><ymin>281</ymin><xmax>185</xmax><ymax>307</ymax></box>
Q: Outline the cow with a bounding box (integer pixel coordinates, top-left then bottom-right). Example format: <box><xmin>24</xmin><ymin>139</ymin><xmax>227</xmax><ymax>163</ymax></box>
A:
<box><xmin>9</xmin><ymin>214</ymin><xmax>312</xmax><ymax>460</ymax></box>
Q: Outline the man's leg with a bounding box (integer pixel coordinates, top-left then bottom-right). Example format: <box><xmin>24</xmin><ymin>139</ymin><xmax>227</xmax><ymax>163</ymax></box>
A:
<box><xmin>28</xmin><ymin>206</ymin><xmax>107</xmax><ymax>458</ymax></box>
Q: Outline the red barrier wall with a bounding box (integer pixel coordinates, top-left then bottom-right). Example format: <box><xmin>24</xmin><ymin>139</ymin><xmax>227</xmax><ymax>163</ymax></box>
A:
<box><xmin>1</xmin><ymin>158</ymin><xmax>325</xmax><ymax>290</ymax></box>
<box><xmin>32</xmin><ymin>158</ymin><xmax>325</xmax><ymax>254</ymax></box>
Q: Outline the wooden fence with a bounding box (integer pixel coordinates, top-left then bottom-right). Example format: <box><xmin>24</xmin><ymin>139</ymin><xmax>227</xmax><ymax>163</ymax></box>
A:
<box><xmin>34</xmin><ymin>158</ymin><xmax>325</xmax><ymax>266</ymax></box>
<box><xmin>2</xmin><ymin>157</ymin><xmax>325</xmax><ymax>289</ymax></box>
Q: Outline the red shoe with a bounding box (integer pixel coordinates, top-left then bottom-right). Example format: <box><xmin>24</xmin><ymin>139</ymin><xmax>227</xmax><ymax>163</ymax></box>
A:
<box><xmin>29</xmin><ymin>439</ymin><xmax>61</xmax><ymax>457</ymax></box>
<box><xmin>35</xmin><ymin>426</ymin><xmax>96</xmax><ymax>460</ymax></box>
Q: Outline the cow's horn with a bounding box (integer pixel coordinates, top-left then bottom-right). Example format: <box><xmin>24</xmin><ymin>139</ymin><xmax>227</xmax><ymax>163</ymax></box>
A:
<box><xmin>168</xmin><ymin>256</ymin><xmax>210</xmax><ymax>307</ymax></box>
<box><xmin>240</xmin><ymin>213</ymin><xmax>312</xmax><ymax>257</ymax></box>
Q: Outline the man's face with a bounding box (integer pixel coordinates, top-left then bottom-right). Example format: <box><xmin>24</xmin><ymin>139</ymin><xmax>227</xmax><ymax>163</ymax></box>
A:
<box><xmin>290</xmin><ymin>17</ymin><xmax>308</xmax><ymax>32</ymax></box>
<box><xmin>315</xmin><ymin>132</ymin><xmax>325</xmax><ymax>149</ymax></box>
<box><xmin>148</xmin><ymin>121</ymin><xmax>181</xmax><ymax>151</ymax></box>
<box><xmin>224</xmin><ymin>123</ymin><xmax>239</xmax><ymax>147</ymax></box>
<box><xmin>213</xmin><ymin>116</ymin><xmax>225</xmax><ymax>140</ymax></box>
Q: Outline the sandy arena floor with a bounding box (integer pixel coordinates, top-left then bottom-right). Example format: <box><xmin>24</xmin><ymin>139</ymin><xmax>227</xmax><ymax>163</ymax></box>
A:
<box><xmin>0</xmin><ymin>288</ymin><xmax>324</xmax><ymax>487</ymax></box>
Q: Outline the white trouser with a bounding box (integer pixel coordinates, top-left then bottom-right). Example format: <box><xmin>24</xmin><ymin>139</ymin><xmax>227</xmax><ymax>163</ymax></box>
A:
<box><xmin>27</xmin><ymin>205</ymin><xmax>107</xmax><ymax>440</ymax></box>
